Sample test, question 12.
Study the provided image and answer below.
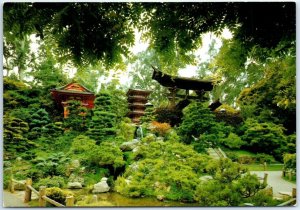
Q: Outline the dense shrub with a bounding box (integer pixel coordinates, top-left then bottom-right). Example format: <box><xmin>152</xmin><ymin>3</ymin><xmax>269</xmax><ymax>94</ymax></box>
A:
<box><xmin>241</xmin><ymin>119</ymin><xmax>288</xmax><ymax>161</ymax></box>
<box><xmin>45</xmin><ymin>187</ymin><xmax>74</xmax><ymax>205</ymax></box>
<box><xmin>34</xmin><ymin>176</ymin><xmax>66</xmax><ymax>189</ymax></box>
<box><xmin>116</xmin><ymin>118</ymin><xmax>136</xmax><ymax>141</ymax></box>
<box><xmin>115</xmin><ymin>141</ymin><xmax>209</xmax><ymax>201</ymax></box>
<box><xmin>195</xmin><ymin>159</ymin><xmax>266</xmax><ymax>206</ymax></box>
<box><xmin>89</xmin><ymin>141</ymin><xmax>125</xmax><ymax>170</ymax></box>
<box><xmin>88</xmin><ymin>92</ymin><xmax>117</xmax><ymax>144</ymax></box>
<box><xmin>214</xmin><ymin>104</ymin><xmax>243</xmax><ymax>127</ymax></box>
<box><xmin>221</xmin><ymin>132</ymin><xmax>245</xmax><ymax>149</ymax></box>
<box><xmin>155</xmin><ymin>106</ymin><xmax>182</xmax><ymax>126</ymax></box>
<box><xmin>63</xmin><ymin>100</ymin><xmax>91</xmax><ymax>132</ymax></box>
<box><xmin>178</xmin><ymin>102</ymin><xmax>217</xmax><ymax>144</ymax></box>
<box><xmin>283</xmin><ymin>153</ymin><xmax>296</xmax><ymax>173</ymax></box>
<box><xmin>256</xmin><ymin>153</ymin><xmax>275</xmax><ymax>164</ymax></box>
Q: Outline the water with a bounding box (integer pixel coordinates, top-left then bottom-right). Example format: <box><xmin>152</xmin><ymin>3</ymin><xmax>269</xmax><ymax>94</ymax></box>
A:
<box><xmin>73</xmin><ymin>190</ymin><xmax>201</xmax><ymax>207</ymax></box>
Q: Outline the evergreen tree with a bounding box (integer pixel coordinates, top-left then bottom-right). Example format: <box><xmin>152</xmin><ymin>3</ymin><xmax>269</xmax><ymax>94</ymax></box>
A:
<box><xmin>63</xmin><ymin>100</ymin><xmax>90</xmax><ymax>132</ymax></box>
<box><xmin>88</xmin><ymin>92</ymin><xmax>117</xmax><ymax>144</ymax></box>
<box><xmin>3</xmin><ymin>114</ymin><xmax>36</xmax><ymax>158</ymax></box>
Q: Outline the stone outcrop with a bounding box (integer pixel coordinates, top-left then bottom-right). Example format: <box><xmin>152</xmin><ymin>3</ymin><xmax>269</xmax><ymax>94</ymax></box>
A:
<box><xmin>120</xmin><ymin>139</ymin><xmax>140</xmax><ymax>151</ymax></box>
<box><xmin>92</xmin><ymin>177</ymin><xmax>110</xmax><ymax>193</ymax></box>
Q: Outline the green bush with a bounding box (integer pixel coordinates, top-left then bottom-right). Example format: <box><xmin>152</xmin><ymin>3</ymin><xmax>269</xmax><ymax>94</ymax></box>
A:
<box><xmin>238</xmin><ymin>155</ymin><xmax>256</xmax><ymax>164</ymax></box>
<box><xmin>283</xmin><ymin>153</ymin><xmax>296</xmax><ymax>173</ymax></box>
<box><xmin>34</xmin><ymin>176</ymin><xmax>65</xmax><ymax>189</ymax></box>
<box><xmin>45</xmin><ymin>187</ymin><xmax>74</xmax><ymax>205</ymax></box>
<box><xmin>226</xmin><ymin>152</ymin><xmax>239</xmax><ymax>162</ymax></box>
<box><xmin>241</xmin><ymin>119</ymin><xmax>288</xmax><ymax>161</ymax></box>
<box><xmin>256</xmin><ymin>153</ymin><xmax>275</xmax><ymax>164</ymax></box>
<box><xmin>116</xmin><ymin>118</ymin><xmax>136</xmax><ymax>141</ymax></box>
<box><xmin>87</xmin><ymin>92</ymin><xmax>117</xmax><ymax>144</ymax></box>
<box><xmin>221</xmin><ymin>132</ymin><xmax>245</xmax><ymax>149</ymax></box>
<box><xmin>115</xmin><ymin>141</ymin><xmax>210</xmax><ymax>201</ymax></box>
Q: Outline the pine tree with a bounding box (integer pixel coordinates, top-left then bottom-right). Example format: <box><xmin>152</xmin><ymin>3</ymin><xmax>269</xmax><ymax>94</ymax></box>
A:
<box><xmin>88</xmin><ymin>92</ymin><xmax>117</xmax><ymax>144</ymax></box>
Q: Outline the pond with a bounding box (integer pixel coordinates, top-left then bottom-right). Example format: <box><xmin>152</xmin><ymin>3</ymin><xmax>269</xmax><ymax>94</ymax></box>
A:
<box><xmin>72</xmin><ymin>190</ymin><xmax>201</xmax><ymax>207</ymax></box>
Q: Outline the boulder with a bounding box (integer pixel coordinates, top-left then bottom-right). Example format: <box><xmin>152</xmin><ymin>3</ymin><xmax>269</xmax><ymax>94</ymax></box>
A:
<box><xmin>157</xmin><ymin>195</ymin><xmax>165</xmax><ymax>201</ymax></box>
<box><xmin>199</xmin><ymin>175</ymin><xmax>213</xmax><ymax>181</ymax></box>
<box><xmin>101</xmin><ymin>177</ymin><xmax>108</xmax><ymax>182</ymax></box>
<box><xmin>67</xmin><ymin>182</ymin><xmax>83</xmax><ymax>189</ymax></box>
<box><xmin>68</xmin><ymin>173</ymin><xmax>85</xmax><ymax>186</ymax></box>
<box><xmin>120</xmin><ymin>139</ymin><xmax>140</xmax><ymax>151</ymax></box>
<box><xmin>92</xmin><ymin>178</ymin><xmax>110</xmax><ymax>193</ymax></box>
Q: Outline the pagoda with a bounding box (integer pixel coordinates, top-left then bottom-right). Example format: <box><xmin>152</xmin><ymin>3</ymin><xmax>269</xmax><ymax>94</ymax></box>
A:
<box><xmin>127</xmin><ymin>88</ymin><xmax>152</xmax><ymax>124</ymax></box>
<box><xmin>51</xmin><ymin>82</ymin><xmax>96</xmax><ymax>118</ymax></box>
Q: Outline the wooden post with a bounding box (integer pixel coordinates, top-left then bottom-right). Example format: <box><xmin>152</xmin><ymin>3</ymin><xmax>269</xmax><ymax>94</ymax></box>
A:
<box><xmin>263</xmin><ymin>173</ymin><xmax>268</xmax><ymax>185</ymax></box>
<box><xmin>39</xmin><ymin>186</ymin><xmax>46</xmax><ymax>207</ymax></box>
<box><xmin>66</xmin><ymin>196</ymin><xmax>75</xmax><ymax>206</ymax></box>
<box><xmin>288</xmin><ymin>171</ymin><xmax>292</xmax><ymax>181</ymax></box>
<box><xmin>24</xmin><ymin>178</ymin><xmax>32</xmax><ymax>203</ymax></box>
<box><xmin>263</xmin><ymin>162</ymin><xmax>267</xmax><ymax>171</ymax></box>
<box><xmin>292</xmin><ymin>188</ymin><xmax>296</xmax><ymax>198</ymax></box>
<box><xmin>282</xmin><ymin>170</ymin><xmax>285</xmax><ymax>178</ymax></box>
<box><xmin>9</xmin><ymin>178</ymin><xmax>15</xmax><ymax>193</ymax></box>
<box><xmin>9</xmin><ymin>167</ymin><xmax>14</xmax><ymax>193</ymax></box>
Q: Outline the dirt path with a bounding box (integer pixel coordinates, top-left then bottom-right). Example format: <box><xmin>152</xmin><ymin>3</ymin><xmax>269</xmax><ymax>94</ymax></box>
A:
<box><xmin>250</xmin><ymin>171</ymin><xmax>296</xmax><ymax>197</ymax></box>
<box><xmin>2</xmin><ymin>191</ymin><xmax>29</xmax><ymax>207</ymax></box>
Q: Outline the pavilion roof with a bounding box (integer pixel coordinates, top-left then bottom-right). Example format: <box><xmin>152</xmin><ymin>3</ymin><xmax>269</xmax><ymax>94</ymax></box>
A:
<box><xmin>152</xmin><ymin>66</ymin><xmax>213</xmax><ymax>91</ymax></box>
<box><xmin>51</xmin><ymin>82</ymin><xmax>94</xmax><ymax>95</ymax></box>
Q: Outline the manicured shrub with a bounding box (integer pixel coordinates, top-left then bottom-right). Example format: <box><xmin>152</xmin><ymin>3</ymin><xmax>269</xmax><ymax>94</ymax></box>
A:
<box><xmin>87</xmin><ymin>92</ymin><xmax>117</xmax><ymax>144</ymax></box>
<box><xmin>34</xmin><ymin>176</ymin><xmax>66</xmax><ymax>189</ymax></box>
<box><xmin>45</xmin><ymin>187</ymin><xmax>74</xmax><ymax>205</ymax></box>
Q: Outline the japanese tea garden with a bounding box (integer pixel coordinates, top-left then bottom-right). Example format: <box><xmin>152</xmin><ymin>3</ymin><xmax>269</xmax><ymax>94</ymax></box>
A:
<box><xmin>2</xmin><ymin>2</ymin><xmax>296</xmax><ymax>207</ymax></box>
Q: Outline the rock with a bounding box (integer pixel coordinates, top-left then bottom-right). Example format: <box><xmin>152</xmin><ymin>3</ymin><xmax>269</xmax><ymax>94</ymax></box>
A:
<box><xmin>69</xmin><ymin>173</ymin><xmax>85</xmax><ymax>186</ymax></box>
<box><xmin>92</xmin><ymin>178</ymin><xmax>110</xmax><ymax>193</ymax></box>
<box><xmin>16</xmin><ymin>157</ymin><xmax>22</xmax><ymax>162</ymax></box>
<box><xmin>120</xmin><ymin>139</ymin><xmax>140</xmax><ymax>151</ymax></box>
<box><xmin>157</xmin><ymin>137</ymin><xmax>164</xmax><ymax>142</ymax></box>
<box><xmin>157</xmin><ymin>195</ymin><xmax>165</xmax><ymax>201</ymax></box>
<box><xmin>199</xmin><ymin>175</ymin><xmax>213</xmax><ymax>181</ymax></box>
<box><xmin>67</xmin><ymin>182</ymin><xmax>83</xmax><ymax>189</ymax></box>
<box><xmin>101</xmin><ymin>177</ymin><xmax>108</xmax><ymax>182</ymax></box>
<box><xmin>132</xmin><ymin>146</ymin><xmax>139</xmax><ymax>153</ymax></box>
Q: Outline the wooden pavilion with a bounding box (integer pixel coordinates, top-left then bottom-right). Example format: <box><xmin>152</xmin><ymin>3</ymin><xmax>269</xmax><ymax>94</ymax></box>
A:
<box><xmin>152</xmin><ymin>66</ymin><xmax>214</xmax><ymax>107</ymax></box>
<box><xmin>50</xmin><ymin>82</ymin><xmax>96</xmax><ymax>118</ymax></box>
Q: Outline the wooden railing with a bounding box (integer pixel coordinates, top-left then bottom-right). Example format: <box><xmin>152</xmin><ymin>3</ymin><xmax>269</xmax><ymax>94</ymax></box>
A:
<box><xmin>10</xmin><ymin>178</ymin><xmax>74</xmax><ymax>207</ymax></box>
<box><xmin>277</xmin><ymin>188</ymin><xmax>297</xmax><ymax>207</ymax></box>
